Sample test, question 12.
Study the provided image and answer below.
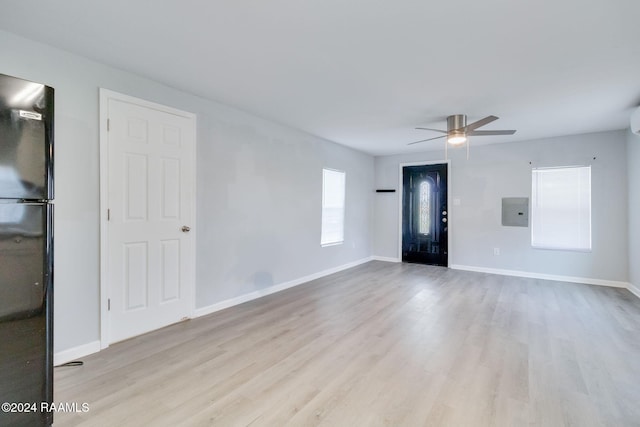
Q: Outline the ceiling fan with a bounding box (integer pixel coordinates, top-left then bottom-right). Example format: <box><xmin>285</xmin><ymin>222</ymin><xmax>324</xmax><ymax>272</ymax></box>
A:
<box><xmin>409</xmin><ymin>114</ymin><xmax>516</xmax><ymax>158</ymax></box>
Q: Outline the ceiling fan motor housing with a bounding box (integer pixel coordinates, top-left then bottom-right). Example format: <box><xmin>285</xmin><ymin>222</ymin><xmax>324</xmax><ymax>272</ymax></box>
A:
<box><xmin>447</xmin><ymin>114</ymin><xmax>467</xmax><ymax>132</ymax></box>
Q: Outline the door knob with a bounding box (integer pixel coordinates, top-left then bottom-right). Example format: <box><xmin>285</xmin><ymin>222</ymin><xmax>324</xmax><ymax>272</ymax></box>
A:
<box><xmin>181</xmin><ymin>226</ymin><xmax>191</xmax><ymax>233</ymax></box>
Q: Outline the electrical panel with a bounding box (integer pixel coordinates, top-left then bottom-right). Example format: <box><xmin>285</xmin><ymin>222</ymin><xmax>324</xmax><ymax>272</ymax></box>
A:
<box><xmin>502</xmin><ymin>197</ymin><xmax>529</xmax><ymax>227</ymax></box>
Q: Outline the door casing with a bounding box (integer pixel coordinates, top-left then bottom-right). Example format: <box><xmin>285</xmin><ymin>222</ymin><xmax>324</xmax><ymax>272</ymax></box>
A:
<box><xmin>398</xmin><ymin>160</ymin><xmax>451</xmax><ymax>266</ymax></box>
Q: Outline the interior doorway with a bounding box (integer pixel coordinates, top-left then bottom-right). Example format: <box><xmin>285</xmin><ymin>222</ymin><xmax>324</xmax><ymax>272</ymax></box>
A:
<box><xmin>99</xmin><ymin>89</ymin><xmax>196</xmax><ymax>346</ymax></box>
<box><xmin>401</xmin><ymin>163</ymin><xmax>449</xmax><ymax>267</ymax></box>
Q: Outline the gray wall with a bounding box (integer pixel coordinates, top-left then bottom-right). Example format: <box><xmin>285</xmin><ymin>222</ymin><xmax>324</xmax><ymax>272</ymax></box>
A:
<box><xmin>0</xmin><ymin>30</ymin><xmax>374</xmax><ymax>353</ymax></box>
<box><xmin>197</xmin><ymin>110</ymin><xmax>374</xmax><ymax>305</ymax></box>
<box><xmin>628</xmin><ymin>129</ymin><xmax>640</xmax><ymax>289</ymax></box>
<box><xmin>374</xmin><ymin>131</ymin><xmax>629</xmax><ymax>282</ymax></box>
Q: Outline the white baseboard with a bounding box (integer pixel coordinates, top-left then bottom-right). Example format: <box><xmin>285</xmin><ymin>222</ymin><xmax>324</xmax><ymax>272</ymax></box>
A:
<box><xmin>54</xmin><ymin>340</ymin><xmax>101</xmax><ymax>366</ymax></box>
<box><xmin>194</xmin><ymin>257</ymin><xmax>374</xmax><ymax>318</ymax></box>
<box><xmin>629</xmin><ymin>283</ymin><xmax>640</xmax><ymax>299</ymax></box>
<box><xmin>450</xmin><ymin>264</ymin><xmax>631</xmax><ymax>289</ymax></box>
<box><xmin>371</xmin><ymin>256</ymin><xmax>401</xmax><ymax>263</ymax></box>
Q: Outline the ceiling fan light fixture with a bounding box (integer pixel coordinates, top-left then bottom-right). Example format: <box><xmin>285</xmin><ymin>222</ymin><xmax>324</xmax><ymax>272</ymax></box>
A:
<box><xmin>446</xmin><ymin>114</ymin><xmax>467</xmax><ymax>145</ymax></box>
<box><xmin>447</xmin><ymin>132</ymin><xmax>467</xmax><ymax>145</ymax></box>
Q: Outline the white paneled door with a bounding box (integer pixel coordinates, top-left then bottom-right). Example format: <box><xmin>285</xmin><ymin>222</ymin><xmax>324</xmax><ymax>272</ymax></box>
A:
<box><xmin>104</xmin><ymin>93</ymin><xmax>195</xmax><ymax>344</ymax></box>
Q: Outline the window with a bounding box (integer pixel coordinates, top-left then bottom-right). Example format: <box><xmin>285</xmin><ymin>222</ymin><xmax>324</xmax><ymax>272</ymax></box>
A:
<box><xmin>321</xmin><ymin>168</ymin><xmax>346</xmax><ymax>246</ymax></box>
<box><xmin>418</xmin><ymin>180</ymin><xmax>432</xmax><ymax>235</ymax></box>
<box><xmin>531</xmin><ymin>166</ymin><xmax>591</xmax><ymax>251</ymax></box>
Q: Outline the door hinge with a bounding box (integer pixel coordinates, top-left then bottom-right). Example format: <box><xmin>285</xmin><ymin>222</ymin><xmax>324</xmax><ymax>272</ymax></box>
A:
<box><xmin>107</xmin><ymin>118</ymin><xmax>110</xmax><ymax>131</ymax></box>
<box><xmin>107</xmin><ymin>208</ymin><xmax>110</xmax><ymax>221</ymax></box>
<box><xmin>108</xmin><ymin>298</ymin><xmax>111</xmax><ymax>311</ymax></box>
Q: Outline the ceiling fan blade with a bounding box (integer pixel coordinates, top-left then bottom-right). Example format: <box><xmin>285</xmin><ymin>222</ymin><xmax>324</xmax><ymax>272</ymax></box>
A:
<box><xmin>464</xmin><ymin>115</ymin><xmax>499</xmax><ymax>132</ymax></box>
<box><xmin>415</xmin><ymin>127</ymin><xmax>448</xmax><ymax>134</ymax></box>
<box><xmin>467</xmin><ymin>129</ymin><xmax>516</xmax><ymax>136</ymax></box>
<box><xmin>407</xmin><ymin>135</ymin><xmax>446</xmax><ymax>145</ymax></box>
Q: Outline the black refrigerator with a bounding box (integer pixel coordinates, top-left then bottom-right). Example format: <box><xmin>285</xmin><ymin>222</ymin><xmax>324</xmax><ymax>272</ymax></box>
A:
<box><xmin>0</xmin><ymin>73</ymin><xmax>54</xmax><ymax>427</ymax></box>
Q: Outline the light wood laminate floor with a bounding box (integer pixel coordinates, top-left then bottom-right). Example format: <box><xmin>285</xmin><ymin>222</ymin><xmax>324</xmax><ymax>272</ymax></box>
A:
<box><xmin>55</xmin><ymin>262</ymin><xmax>640</xmax><ymax>426</ymax></box>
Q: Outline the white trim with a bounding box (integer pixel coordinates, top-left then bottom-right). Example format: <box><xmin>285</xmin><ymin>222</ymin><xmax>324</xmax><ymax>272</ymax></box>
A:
<box><xmin>194</xmin><ymin>257</ymin><xmax>373</xmax><ymax>318</ymax></box>
<box><xmin>99</xmin><ymin>89</ymin><xmax>109</xmax><ymax>349</ymax></box>
<box><xmin>629</xmin><ymin>283</ymin><xmax>640</xmax><ymax>299</ymax></box>
<box><xmin>371</xmin><ymin>256</ymin><xmax>401</xmax><ymax>263</ymax></box>
<box><xmin>321</xmin><ymin>241</ymin><xmax>344</xmax><ymax>248</ymax></box>
<box><xmin>451</xmin><ymin>264</ymin><xmax>630</xmax><ymax>289</ymax></box>
<box><xmin>100</xmin><ymin>89</ymin><xmax>198</xmax><ymax>118</ymax></box>
<box><xmin>54</xmin><ymin>340</ymin><xmax>101</xmax><ymax>366</ymax></box>
<box><xmin>99</xmin><ymin>88</ymin><xmax>197</xmax><ymax>349</ymax></box>
<box><xmin>398</xmin><ymin>160</ymin><xmax>452</xmax><ymax>266</ymax></box>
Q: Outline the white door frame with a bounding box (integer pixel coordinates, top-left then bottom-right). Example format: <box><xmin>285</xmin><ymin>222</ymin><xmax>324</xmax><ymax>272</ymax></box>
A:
<box><xmin>99</xmin><ymin>89</ymin><xmax>197</xmax><ymax>349</ymax></box>
<box><xmin>398</xmin><ymin>160</ymin><xmax>452</xmax><ymax>266</ymax></box>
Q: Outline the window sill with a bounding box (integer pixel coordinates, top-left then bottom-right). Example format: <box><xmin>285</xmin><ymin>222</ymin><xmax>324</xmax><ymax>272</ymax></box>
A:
<box><xmin>321</xmin><ymin>241</ymin><xmax>344</xmax><ymax>248</ymax></box>
<box><xmin>531</xmin><ymin>245</ymin><xmax>592</xmax><ymax>253</ymax></box>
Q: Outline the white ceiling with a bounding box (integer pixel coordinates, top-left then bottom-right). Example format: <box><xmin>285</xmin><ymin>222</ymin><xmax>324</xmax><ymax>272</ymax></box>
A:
<box><xmin>1</xmin><ymin>0</ymin><xmax>639</xmax><ymax>155</ymax></box>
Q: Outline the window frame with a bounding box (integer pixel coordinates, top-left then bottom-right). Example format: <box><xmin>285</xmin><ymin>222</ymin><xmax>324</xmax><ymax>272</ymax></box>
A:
<box><xmin>321</xmin><ymin>168</ymin><xmax>346</xmax><ymax>247</ymax></box>
<box><xmin>531</xmin><ymin>165</ymin><xmax>592</xmax><ymax>252</ymax></box>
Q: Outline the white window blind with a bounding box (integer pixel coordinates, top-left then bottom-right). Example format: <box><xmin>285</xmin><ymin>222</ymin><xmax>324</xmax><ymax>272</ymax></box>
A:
<box><xmin>531</xmin><ymin>166</ymin><xmax>591</xmax><ymax>251</ymax></box>
<box><xmin>321</xmin><ymin>168</ymin><xmax>345</xmax><ymax>246</ymax></box>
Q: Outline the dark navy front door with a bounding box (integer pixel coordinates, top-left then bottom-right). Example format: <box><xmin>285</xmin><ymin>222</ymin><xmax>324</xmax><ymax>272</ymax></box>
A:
<box><xmin>402</xmin><ymin>164</ymin><xmax>448</xmax><ymax>266</ymax></box>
